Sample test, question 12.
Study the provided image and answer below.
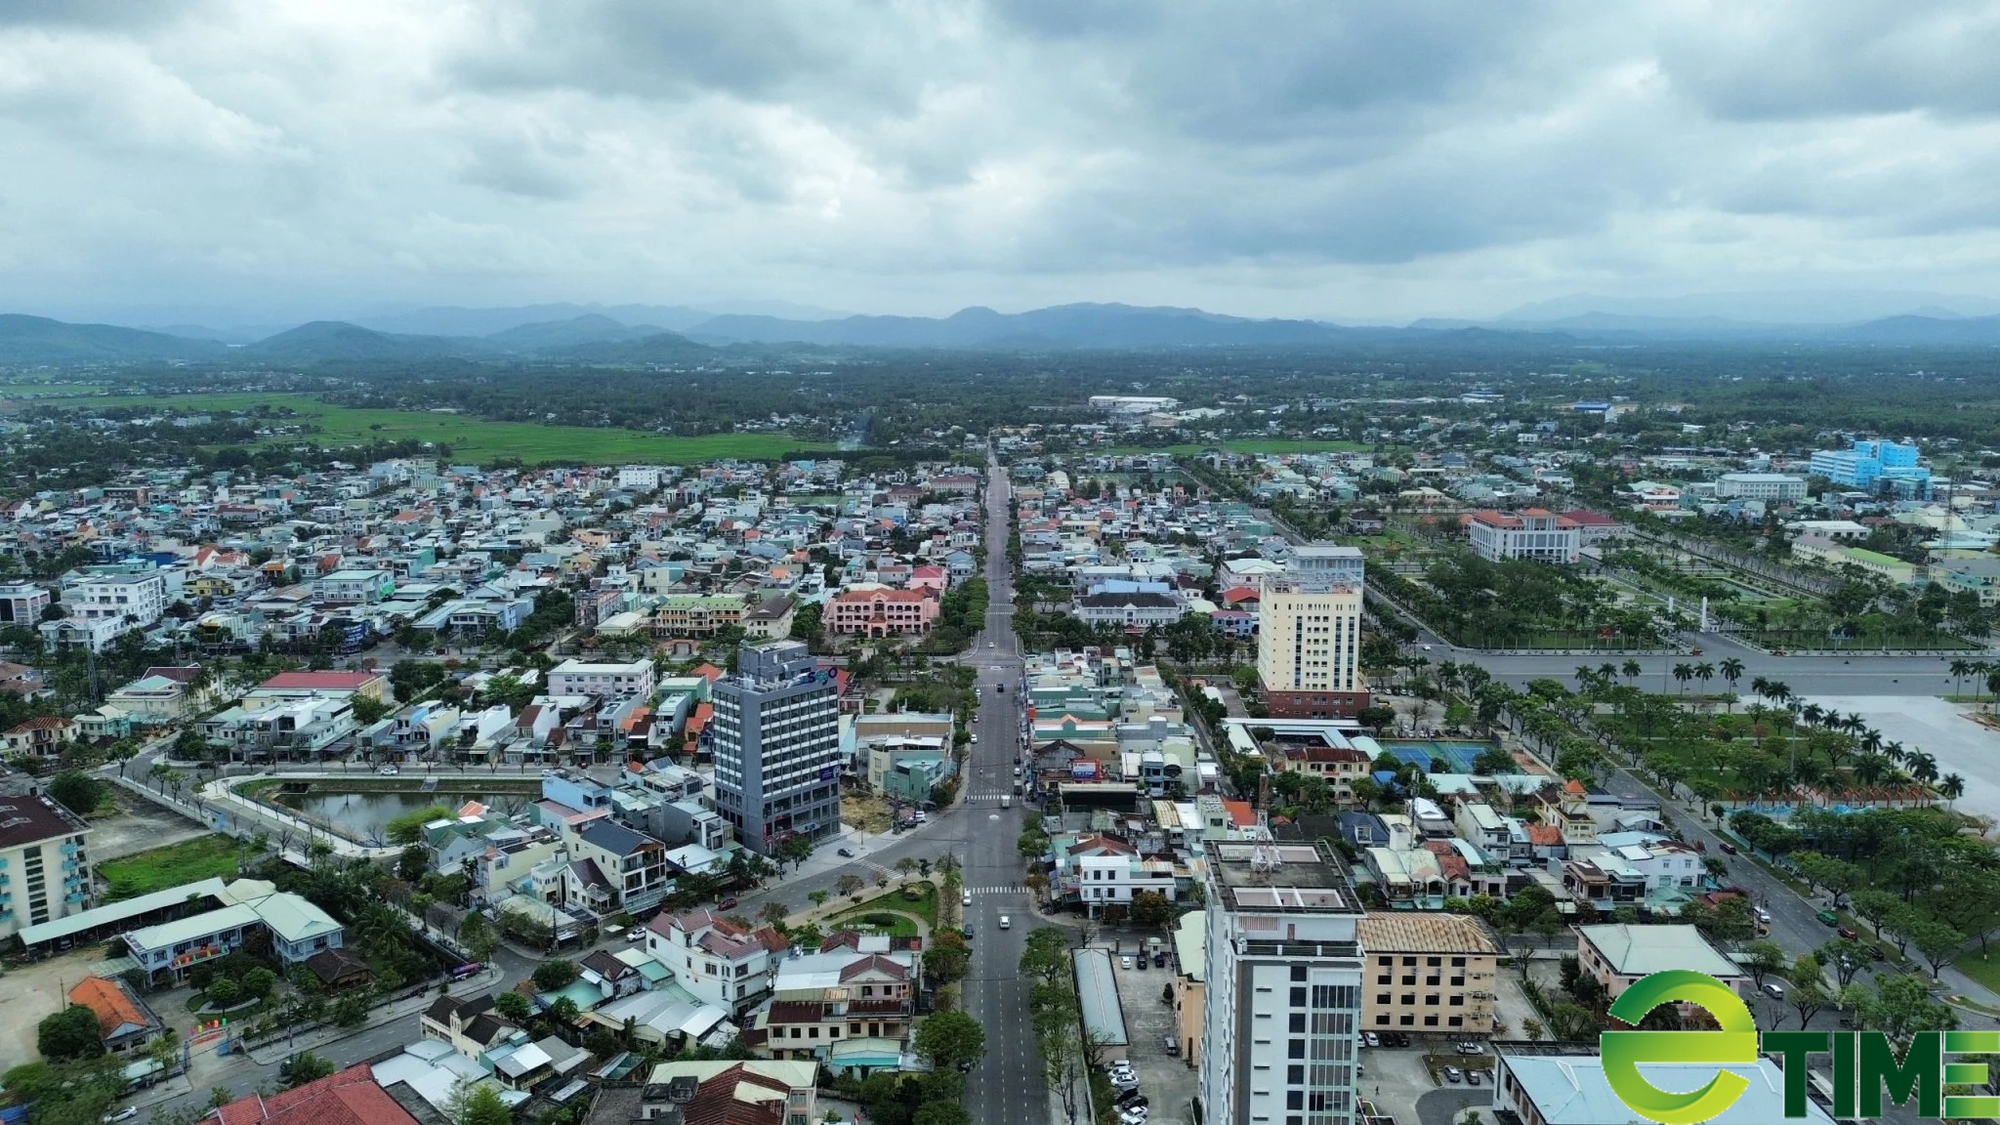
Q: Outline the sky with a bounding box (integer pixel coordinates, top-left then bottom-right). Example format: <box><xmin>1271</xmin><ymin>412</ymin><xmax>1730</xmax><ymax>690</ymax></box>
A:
<box><xmin>7</xmin><ymin>1</ymin><xmax>2000</xmax><ymax>325</ymax></box>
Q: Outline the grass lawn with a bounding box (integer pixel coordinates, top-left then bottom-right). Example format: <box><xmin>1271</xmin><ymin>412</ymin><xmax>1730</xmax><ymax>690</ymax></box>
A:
<box><xmin>1953</xmin><ymin>950</ymin><xmax>2000</xmax><ymax>996</ymax></box>
<box><xmin>97</xmin><ymin>834</ymin><xmax>243</xmax><ymax>902</ymax></box>
<box><xmin>831</xmin><ymin>880</ymin><xmax>939</xmax><ymax>930</ymax></box>
<box><xmin>32</xmin><ymin>391</ymin><xmax>835</xmax><ymax>466</ymax></box>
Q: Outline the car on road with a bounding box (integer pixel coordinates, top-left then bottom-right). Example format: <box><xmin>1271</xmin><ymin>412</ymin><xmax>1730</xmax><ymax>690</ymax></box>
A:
<box><xmin>913</xmin><ymin>811</ymin><xmax>927</xmax><ymax>823</ymax></box>
<box><xmin>971</xmin><ymin>733</ymin><xmax>978</xmax><ymax>743</ymax></box>
<box><xmin>103</xmin><ymin>1109</ymin><xmax>139</xmax><ymax>1123</ymax></box>
<box><xmin>1871</xmin><ymin>945</ymin><xmax>1887</xmax><ymax>961</ymax></box>
<box><xmin>1754</xmin><ymin>907</ymin><xmax>1772</xmax><ymax>924</ymax></box>
<box><xmin>963</xmin><ymin>889</ymin><xmax>972</xmax><ymax>905</ymax></box>
<box><xmin>963</xmin><ymin>924</ymin><xmax>974</xmax><ymax>938</ymax></box>
<box><xmin>837</xmin><ymin>847</ymin><xmax>855</xmax><ymax>857</ymax></box>
<box><xmin>1719</xmin><ymin>842</ymin><xmax>1738</xmax><ymax>855</ymax></box>
<box><xmin>377</xmin><ymin>764</ymin><xmax>398</xmax><ymax>775</ymax></box>
<box><xmin>1817</xmin><ymin>910</ymin><xmax>1838</xmax><ymax>926</ymax></box>
<box><xmin>996</xmin><ymin>684</ymin><xmax>1004</xmax><ymax>693</ymax></box>
<box><xmin>719</xmin><ymin>897</ymin><xmax>739</xmax><ymax>911</ymax></box>
<box><xmin>1455</xmin><ymin>1042</ymin><xmax>1484</xmax><ymax>1055</ymax></box>
<box><xmin>1442</xmin><ymin>1067</ymin><xmax>1463</xmax><ymax>1084</ymax></box>
<box><xmin>989</xmin><ymin>641</ymin><xmax>996</xmax><ymax>648</ymax></box>
<box><xmin>999</xmin><ymin>915</ymin><xmax>1010</xmax><ymax>929</ymax></box>
<box><xmin>1762</xmin><ymin>981</ymin><xmax>1786</xmax><ymax>1000</ymax></box>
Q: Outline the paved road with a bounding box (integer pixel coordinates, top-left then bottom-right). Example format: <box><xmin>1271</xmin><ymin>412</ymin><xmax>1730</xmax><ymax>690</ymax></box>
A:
<box><xmin>1442</xmin><ymin>639</ymin><xmax>1970</xmax><ymax>699</ymax></box>
<box><xmin>960</xmin><ymin>449</ymin><xmax>1043</xmax><ymax>1125</ymax></box>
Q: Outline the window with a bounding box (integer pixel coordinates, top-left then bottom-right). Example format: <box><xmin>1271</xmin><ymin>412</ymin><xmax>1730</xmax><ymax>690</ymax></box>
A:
<box><xmin>1401</xmin><ymin>994</ymin><xmax>1415</xmax><ymax>1006</ymax></box>
<box><xmin>1292</xmin><ymin>966</ymin><xmax>1309</xmax><ymax>981</ymax></box>
<box><xmin>1401</xmin><ymin>974</ymin><xmax>1416</xmax><ymax>986</ymax></box>
<box><xmin>1402</xmin><ymin>956</ymin><xmax>1417</xmax><ymax>966</ymax></box>
<box><xmin>1290</xmin><ymin>1014</ymin><xmax>1305</xmax><ymax>1033</ymax></box>
<box><xmin>1288</xmin><ymin>1066</ymin><xmax>1304</xmax><ymax>1084</ymax></box>
<box><xmin>1423</xmin><ymin>1015</ymin><xmax>1439</xmax><ymax>1027</ymax></box>
<box><xmin>1286</xmin><ymin>1093</ymin><xmax>1303</xmax><ymax>1111</ymax></box>
<box><xmin>1449</xmin><ymin>995</ymin><xmax>1465</xmax><ymax>1007</ymax></box>
<box><xmin>1426</xmin><ymin>975</ymin><xmax>1440</xmax><ymax>986</ymax></box>
<box><xmin>1290</xmin><ymin>987</ymin><xmax>1307</xmax><ymax>1007</ymax></box>
<box><xmin>1374</xmin><ymin>994</ymin><xmax>1390</xmax><ymax>1006</ymax></box>
<box><xmin>1425</xmin><ymin>995</ymin><xmax>1439</xmax><ymax>1007</ymax></box>
<box><xmin>1450</xmin><ymin>976</ymin><xmax>1465</xmax><ymax>987</ymax></box>
<box><xmin>1289</xmin><ymin>1040</ymin><xmax>1305</xmax><ymax>1059</ymax></box>
<box><xmin>1399</xmin><ymin>1014</ymin><xmax>1414</xmax><ymax>1026</ymax></box>
<box><xmin>1451</xmin><ymin>957</ymin><xmax>1466</xmax><ymax>967</ymax></box>
<box><xmin>1376</xmin><ymin>974</ymin><xmax>1392</xmax><ymax>985</ymax></box>
<box><xmin>1427</xmin><ymin>957</ymin><xmax>1441</xmax><ymax>967</ymax></box>
<box><xmin>1448</xmin><ymin>1016</ymin><xmax>1464</xmax><ymax>1027</ymax></box>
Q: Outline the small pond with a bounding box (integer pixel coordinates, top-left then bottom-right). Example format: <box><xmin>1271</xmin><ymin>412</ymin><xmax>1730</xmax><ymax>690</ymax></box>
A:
<box><xmin>277</xmin><ymin>788</ymin><xmax>533</xmax><ymax>841</ymax></box>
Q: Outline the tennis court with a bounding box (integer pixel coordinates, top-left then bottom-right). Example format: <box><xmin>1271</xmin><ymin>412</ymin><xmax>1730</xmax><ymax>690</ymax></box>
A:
<box><xmin>1378</xmin><ymin>739</ymin><xmax>1491</xmax><ymax>773</ymax></box>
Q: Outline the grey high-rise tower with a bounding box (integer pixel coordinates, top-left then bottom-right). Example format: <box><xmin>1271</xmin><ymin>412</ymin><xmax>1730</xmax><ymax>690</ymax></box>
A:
<box><xmin>711</xmin><ymin>640</ymin><xmax>842</xmax><ymax>855</ymax></box>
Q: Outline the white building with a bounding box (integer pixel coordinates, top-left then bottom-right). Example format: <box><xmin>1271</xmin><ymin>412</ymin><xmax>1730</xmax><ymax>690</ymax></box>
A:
<box><xmin>312</xmin><ymin>568</ymin><xmax>395</xmax><ymax>605</ymax></box>
<box><xmin>644</xmin><ymin>906</ymin><xmax>785</xmax><ymax>1017</ymax></box>
<box><xmin>1200</xmin><ymin>841</ymin><xmax>1365</xmax><ymax>1125</ymax></box>
<box><xmin>1715</xmin><ymin>472</ymin><xmax>1807</xmax><ymax>502</ymax></box>
<box><xmin>0</xmin><ymin>792</ymin><xmax>92</xmax><ymax>941</ymax></box>
<box><xmin>1256</xmin><ymin>577</ymin><xmax>1366</xmax><ymax>720</ymax></box>
<box><xmin>1088</xmin><ymin>395</ymin><xmax>1181</xmax><ymax>414</ymax></box>
<box><xmin>1286</xmin><ymin>543</ymin><xmax>1366</xmax><ymax>587</ymax></box>
<box><xmin>1467</xmin><ymin>509</ymin><xmax>1582</xmax><ymax>564</ymax></box>
<box><xmin>61</xmin><ymin>571</ymin><xmax>167</xmax><ymax>632</ymax></box>
<box><xmin>618</xmin><ymin>466</ymin><xmax>671</xmax><ymax>492</ymax></box>
<box><xmin>546</xmin><ymin>658</ymin><xmax>656</xmax><ymax>701</ymax></box>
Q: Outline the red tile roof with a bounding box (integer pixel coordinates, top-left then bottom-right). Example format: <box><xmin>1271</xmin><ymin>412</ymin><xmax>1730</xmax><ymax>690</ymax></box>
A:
<box><xmin>257</xmin><ymin>671</ymin><xmax>380</xmax><ymax>691</ymax></box>
<box><xmin>69</xmin><ymin>976</ymin><xmax>147</xmax><ymax>1038</ymax></box>
<box><xmin>211</xmin><ymin>1064</ymin><xmax>417</xmax><ymax>1125</ymax></box>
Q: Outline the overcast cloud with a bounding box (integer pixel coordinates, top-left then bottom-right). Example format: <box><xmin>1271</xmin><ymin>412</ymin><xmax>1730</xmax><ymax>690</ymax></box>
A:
<box><xmin>4</xmin><ymin>0</ymin><xmax>2000</xmax><ymax>324</ymax></box>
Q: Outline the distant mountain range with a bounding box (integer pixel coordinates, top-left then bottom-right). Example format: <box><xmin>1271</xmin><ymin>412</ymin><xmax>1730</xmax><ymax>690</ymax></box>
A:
<box><xmin>9</xmin><ymin>292</ymin><xmax>2000</xmax><ymax>366</ymax></box>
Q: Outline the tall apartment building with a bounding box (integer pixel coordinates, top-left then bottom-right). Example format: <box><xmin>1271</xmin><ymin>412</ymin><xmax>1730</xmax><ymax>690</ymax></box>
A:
<box><xmin>0</xmin><ymin>790</ymin><xmax>93</xmax><ymax>941</ymax></box>
<box><xmin>1200</xmin><ymin>840</ymin><xmax>1365</xmax><ymax>1125</ymax></box>
<box><xmin>1256</xmin><ymin>577</ymin><xmax>1366</xmax><ymax>719</ymax></box>
<box><xmin>1467</xmin><ymin>509</ymin><xmax>1582</xmax><ymax>564</ymax></box>
<box><xmin>711</xmin><ymin>640</ymin><xmax>842</xmax><ymax>855</ymax></box>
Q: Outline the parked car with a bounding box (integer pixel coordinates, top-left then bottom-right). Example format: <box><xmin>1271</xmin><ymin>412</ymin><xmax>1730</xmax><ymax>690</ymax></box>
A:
<box><xmin>1443</xmin><ymin>1067</ymin><xmax>1464</xmax><ymax>1084</ymax></box>
<box><xmin>718</xmin><ymin>897</ymin><xmax>739</xmax><ymax>911</ymax></box>
<box><xmin>1763</xmin><ymin>981</ymin><xmax>1786</xmax><ymax>1000</ymax></box>
<box><xmin>1466</xmin><ymin>1070</ymin><xmax>1482</xmax><ymax>1087</ymax></box>
<box><xmin>838</xmin><ymin>847</ymin><xmax>855</xmax><ymax>858</ymax></box>
<box><xmin>1838</xmin><ymin>926</ymin><xmax>1858</xmax><ymax>941</ymax></box>
<box><xmin>1871</xmin><ymin>945</ymin><xmax>1888</xmax><ymax>961</ymax></box>
<box><xmin>1121</xmin><ymin>955</ymin><xmax>1134</xmax><ymax>970</ymax></box>
<box><xmin>102</xmin><ymin>1110</ymin><xmax>139</xmax><ymax>1123</ymax></box>
<box><xmin>377</xmin><ymin>764</ymin><xmax>399</xmax><ymax>775</ymax></box>
<box><xmin>1362</xmin><ymin>1032</ymin><xmax>1380</xmax><ymax>1048</ymax></box>
<box><xmin>1455</xmin><ymin>1042</ymin><xmax>1484</xmax><ymax>1055</ymax></box>
<box><xmin>1817</xmin><ymin>910</ymin><xmax>1838</xmax><ymax>926</ymax></box>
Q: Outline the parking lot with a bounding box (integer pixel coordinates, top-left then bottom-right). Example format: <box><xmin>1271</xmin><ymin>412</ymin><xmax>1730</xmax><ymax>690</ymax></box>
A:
<box><xmin>1105</xmin><ymin>943</ymin><xmax>1196</xmax><ymax>1125</ymax></box>
<box><xmin>1357</xmin><ymin>1035</ymin><xmax>1496</xmax><ymax>1125</ymax></box>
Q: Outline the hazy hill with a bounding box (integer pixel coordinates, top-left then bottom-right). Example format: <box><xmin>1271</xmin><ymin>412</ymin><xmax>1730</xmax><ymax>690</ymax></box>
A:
<box><xmin>684</xmin><ymin>302</ymin><xmax>1354</xmax><ymax>348</ymax></box>
<box><xmin>1834</xmin><ymin>314</ymin><xmax>2000</xmax><ymax>345</ymax></box>
<box><xmin>355</xmin><ymin>303</ymin><xmax>714</xmax><ymax>337</ymax></box>
<box><xmin>0</xmin><ymin>314</ymin><xmax>227</xmax><ymax>363</ymax></box>
<box><xmin>244</xmin><ymin>321</ymin><xmax>498</xmax><ymax>361</ymax></box>
<box><xmin>485</xmin><ymin>314</ymin><xmax>669</xmax><ymax>350</ymax></box>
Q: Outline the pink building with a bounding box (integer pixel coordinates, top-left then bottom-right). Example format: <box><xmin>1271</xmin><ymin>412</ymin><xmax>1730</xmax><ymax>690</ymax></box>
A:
<box><xmin>825</xmin><ymin>587</ymin><xmax>941</xmax><ymax>638</ymax></box>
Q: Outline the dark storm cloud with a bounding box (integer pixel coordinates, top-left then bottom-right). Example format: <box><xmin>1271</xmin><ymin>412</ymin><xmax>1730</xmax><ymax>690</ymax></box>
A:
<box><xmin>2</xmin><ymin>1</ymin><xmax>2000</xmax><ymax>322</ymax></box>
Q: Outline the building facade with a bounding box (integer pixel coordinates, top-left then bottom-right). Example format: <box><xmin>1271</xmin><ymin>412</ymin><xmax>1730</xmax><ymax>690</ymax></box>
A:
<box><xmin>1256</xmin><ymin>578</ymin><xmax>1367</xmax><ymax>720</ymax></box>
<box><xmin>1714</xmin><ymin>473</ymin><xmax>1807</xmax><ymax>501</ymax></box>
<box><xmin>824</xmin><ymin>587</ymin><xmax>940</xmax><ymax>638</ymax></box>
<box><xmin>547</xmin><ymin>658</ymin><xmax>656</xmax><ymax>700</ymax></box>
<box><xmin>1354</xmin><ymin>913</ymin><xmax>1499</xmax><ymax>1037</ymax></box>
<box><xmin>1467</xmin><ymin>509</ymin><xmax>1582</xmax><ymax>564</ymax></box>
<box><xmin>711</xmin><ymin>641</ymin><xmax>842</xmax><ymax>854</ymax></box>
<box><xmin>1200</xmin><ymin>841</ymin><xmax>1365</xmax><ymax>1125</ymax></box>
<box><xmin>0</xmin><ymin>792</ymin><xmax>92</xmax><ymax>940</ymax></box>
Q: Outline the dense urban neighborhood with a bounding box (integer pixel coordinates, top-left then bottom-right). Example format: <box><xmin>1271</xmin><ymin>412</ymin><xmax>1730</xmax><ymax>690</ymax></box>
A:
<box><xmin>2</xmin><ymin>375</ymin><xmax>1999</xmax><ymax>1125</ymax></box>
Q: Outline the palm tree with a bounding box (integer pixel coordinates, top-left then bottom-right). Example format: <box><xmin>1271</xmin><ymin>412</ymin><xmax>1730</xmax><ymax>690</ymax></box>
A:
<box><xmin>1883</xmin><ymin>740</ymin><xmax>1908</xmax><ymax>765</ymax></box>
<box><xmin>1860</xmin><ymin>729</ymin><xmax>1882</xmax><ymax>757</ymax></box>
<box><xmin>1719</xmin><ymin>657</ymin><xmax>1745</xmax><ymax>693</ymax></box>
<box><xmin>1949</xmin><ymin>658</ymin><xmax>1970</xmax><ymax>696</ymax></box>
<box><xmin>1672</xmin><ymin>663</ymin><xmax>1693</xmax><ymax>694</ymax></box>
<box><xmin>1694</xmin><ymin>662</ymin><xmax>1714</xmax><ymax>694</ymax></box>
<box><xmin>1750</xmin><ymin>676</ymin><xmax>1772</xmax><ymax>704</ymax></box>
<box><xmin>1940</xmin><ymin>773</ymin><xmax>1966</xmax><ymax>807</ymax></box>
<box><xmin>1801</xmin><ymin>703</ymin><xmax>1825</xmax><ymax>729</ymax></box>
<box><xmin>1622</xmin><ymin>660</ymin><xmax>1642</xmax><ymax>681</ymax></box>
<box><xmin>1907</xmin><ymin>750</ymin><xmax>1939</xmax><ymax>787</ymax></box>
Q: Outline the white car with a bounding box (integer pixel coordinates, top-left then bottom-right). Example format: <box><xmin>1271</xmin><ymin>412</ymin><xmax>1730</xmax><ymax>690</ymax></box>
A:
<box><xmin>377</xmin><ymin>764</ymin><xmax>398</xmax><ymax>775</ymax></box>
<box><xmin>971</xmin><ymin>733</ymin><xmax>978</xmax><ymax>743</ymax></box>
<box><xmin>999</xmin><ymin>915</ymin><xmax>1011</xmax><ymax>929</ymax></box>
<box><xmin>103</xmin><ymin>1110</ymin><xmax>139</xmax><ymax>1124</ymax></box>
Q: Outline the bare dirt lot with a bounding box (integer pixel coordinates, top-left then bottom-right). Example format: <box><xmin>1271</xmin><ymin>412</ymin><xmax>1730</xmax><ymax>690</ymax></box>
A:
<box><xmin>88</xmin><ymin>788</ymin><xmax>211</xmax><ymax>862</ymax></box>
<box><xmin>0</xmin><ymin>944</ymin><xmax>135</xmax><ymax>1064</ymax></box>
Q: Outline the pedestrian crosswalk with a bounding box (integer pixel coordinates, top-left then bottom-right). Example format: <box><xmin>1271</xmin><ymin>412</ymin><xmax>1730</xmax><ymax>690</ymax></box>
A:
<box><xmin>964</xmin><ymin>792</ymin><xmax>1015</xmax><ymax>804</ymax></box>
<box><xmin>963</xmin><ymin>884</ymin><xmax>1029</xmax><ymax>896</ymax></box>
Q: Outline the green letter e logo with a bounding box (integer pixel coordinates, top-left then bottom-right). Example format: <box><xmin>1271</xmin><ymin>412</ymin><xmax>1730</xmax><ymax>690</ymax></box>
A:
<box><xmin>1601</xmin><ymin>970</ymin><xmax>1759</xmax><ymax>1125</ymax></box>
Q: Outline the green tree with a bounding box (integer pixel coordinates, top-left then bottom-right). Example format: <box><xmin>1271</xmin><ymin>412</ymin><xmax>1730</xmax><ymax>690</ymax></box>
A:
<box><xmin>1129</xmin><ymin>890</ymin><xmax>1173</xmax><ymax>929</ymax></box>
<box><xmin>279</xmin><ymin>1050</ymin><xmax>336</xmax><ymax>1088</ymax></box>
<box><xmin>456</xmin><ymin>1082</ymin><xmax>514</xmax><ymax>1125</ymax></box>
<box><xmin>1857</xmin><ymin>973</ymin><xmax>1958</xmax><ymax>1046</ymax></box>
<box><xmin>243</xmin><ymin>966</ymin><xmax>278</xmax><ymax>999</ymax></box>
<box><xmin>532</xmin><ymin>960</ymin><xmax>580</xmax><ymax>992</ymax></box>
<box><xmin>47</xmin><ymin>770</ymin><xmax>103</xmax><ymax>818</ymax></box>
<box><xmin>1785</xmin><ymin>956</ymin><xmax>1830</xmax><ymax>1029</ymax></box>
<box><xmin>1355</xmin><ymin>704</ymin><xmax>1396</xmax><ymax>735</ymax></box>
<box><xmin>913</xmin><ymin>1009</ymin><xmax>987</xmax><ymax>1071</ymax></box>
<box><xmin>926</xmin><ymin>932</ymin><xmax>972</xmax><ymax>987</ymax></box>
<box><xmin>1019</xmin><ymin>928</ymin><xmax>1072</xmax><ymax>987</ymax></box>
<box><xmin>1740</xmin><ymin>940</ymin><xmax>1787</xmax><ymax>991</ymax></box>
<box><xmin>36</xmin><ymin>1005</ymin><xmax>104</xmax><ymax>1061</ymax></box>
<box><xmin>495</xmin><ymin>990</ymin><xmax>535</xmax><ymax>1024</ymax></box>
<box><xmin>397</xmin><ymin>844</ymin><xmax>430</xmax><ymax>883</ymax></box>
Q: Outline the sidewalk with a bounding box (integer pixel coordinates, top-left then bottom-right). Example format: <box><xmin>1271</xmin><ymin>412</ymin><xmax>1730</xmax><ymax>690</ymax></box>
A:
<box><xmin>240</xmin><ymin>967</ymin><xmax>502</xmax><ymax>1065</ymax></box>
